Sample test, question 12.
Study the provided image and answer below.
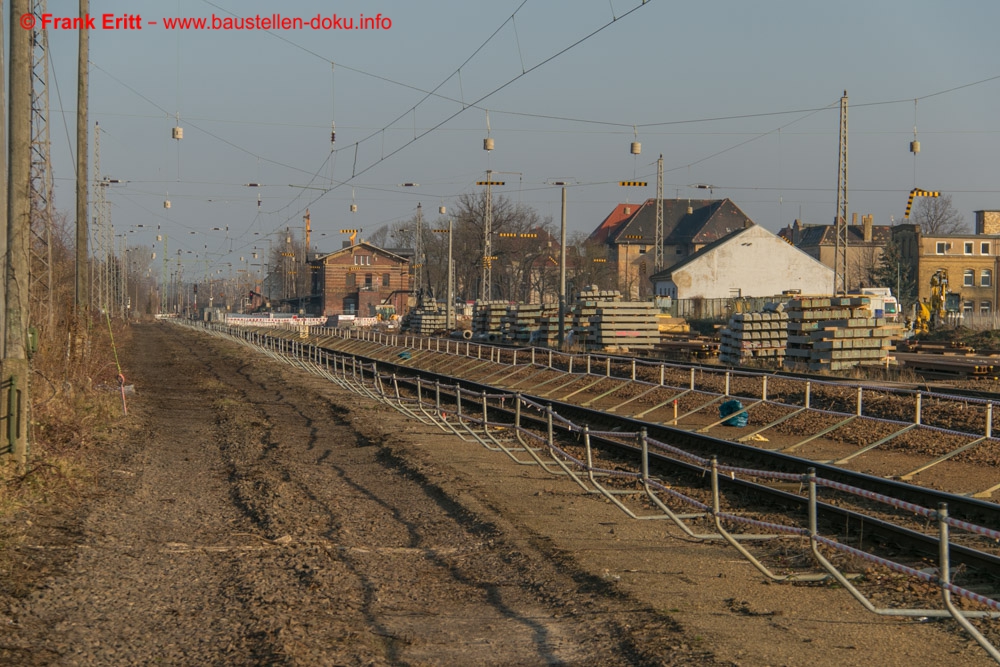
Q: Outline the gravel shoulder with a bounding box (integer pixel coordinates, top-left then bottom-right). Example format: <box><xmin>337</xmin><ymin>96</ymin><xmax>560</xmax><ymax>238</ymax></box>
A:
<box><xmin>0</xmin><ymin>322</ymin><xmax>992</xmax><ymax>665</ymax></box>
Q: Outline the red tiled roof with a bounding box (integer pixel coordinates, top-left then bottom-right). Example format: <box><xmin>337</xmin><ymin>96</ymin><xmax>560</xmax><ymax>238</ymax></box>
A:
<box><xmin>588</xmin><ymin>203</ymin><xmax>641</xmax><ymax>243</ymax></box>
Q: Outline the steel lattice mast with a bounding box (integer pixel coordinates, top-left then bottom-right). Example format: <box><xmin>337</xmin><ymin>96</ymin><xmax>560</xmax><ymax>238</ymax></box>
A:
<box><xmin>833</xmin><ymin>91</ymin><xmax>849</xmax><ymax>294</ymax></box>
<box><xmin>29</xmin><ymin>0</ymin><xmax>53</xmax><ymax>328</ymax></box>
<box><xmin>482</xmin><ymin>172</ymin><xmax>493</xmax><ymax>301</ymax></box>
<box><xmin>414</xmin><ymin>202</ymin><xmax>423</xmax><ymax>296</ymax></box>
<box><xmin>654</xmin><ymin>154</ymin><xmax>664</xmax><ymax>273</ymax></box>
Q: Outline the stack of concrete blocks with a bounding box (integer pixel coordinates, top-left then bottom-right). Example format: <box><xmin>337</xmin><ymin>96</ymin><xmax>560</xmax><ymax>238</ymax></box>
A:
<box><xmin>505</xmin><ymin>303</ymin><xmax>558</xmax><ymax>345</ymax></box>
<box><xmin>719</xmin><ymin>306</ymin><xmax>789</xmax><ymax>366</ymax></box>
<box><xmin>784</xmin><ymin>296</ymin><xmax>893</xmax><ymax>371</ymax></box>
<box><xmin>472</xmin><ymin>301</ymin><xmax>509</xmax><ymax>337</ymax></box>
<box><xmin>571</xmin><ymin>288</ymin><xmax>659</xmax><ymax>351</ymax></box>
<box><xmin>571</xmin><ymin>286</ymin><xmax>622</xmax><ymax>349</ymax></box>
<box><xmin>404</xmin><ymin>308</ymin><xmax>447</xmax><ymax>335</ymax></box>
<box><xmin>587</xmin><ymin>302</ymin><xmax>660</xmax><ymax>351</ymax></box>
<box><xmin>534</xmin><ymin>311</ymin><xmax>565</xmax><ymax>347</ymax></box>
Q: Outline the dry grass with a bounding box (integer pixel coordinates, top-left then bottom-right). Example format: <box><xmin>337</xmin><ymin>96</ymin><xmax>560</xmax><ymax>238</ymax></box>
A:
<box><xmin>0</xmin><ymin>314</ymin><xmax>129</xmax><ymax>521</ymax></box>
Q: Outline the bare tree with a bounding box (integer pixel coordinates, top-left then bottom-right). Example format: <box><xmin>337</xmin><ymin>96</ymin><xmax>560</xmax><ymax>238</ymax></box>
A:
<box><xmin>913</xmin><ymin>194</ymin><xmax>968</xmax><ymax>234</ymax></box>
<box><xmin>565</xmin><ymin>233</ymin><xmax>615</xmax><ymax>295</ymax></box>
<box><xmin>366</xmin><ymin>224</ymin><xmax>390</xmax><ymax>248</ymax></box>
<box><xmin>850</xmin><ymin>245</ymin><xmax>883</xmax><ymax>291</ymax></box>
<box><xmin>440</xmin><ymin>192</ymin><xmax>547</xmax><ymax>302</ymax></box>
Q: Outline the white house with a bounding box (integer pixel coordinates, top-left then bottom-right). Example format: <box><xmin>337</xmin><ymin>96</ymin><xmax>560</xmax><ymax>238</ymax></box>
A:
<box><xmin>649</xmin><ymin>225</ymin><xmax>835</xmax><ymax>299</ymax></box>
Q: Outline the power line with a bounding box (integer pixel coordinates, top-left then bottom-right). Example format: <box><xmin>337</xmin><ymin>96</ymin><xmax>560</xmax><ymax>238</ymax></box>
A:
<box><xmin>90</xmin><ymin>61</ymin><xmax>322</xmax><ymax>179</ymax></box>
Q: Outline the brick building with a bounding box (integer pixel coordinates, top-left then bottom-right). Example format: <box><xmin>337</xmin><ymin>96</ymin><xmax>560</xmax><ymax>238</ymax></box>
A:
<box><xmin>893</xmin><ymin>211</ymin><xmax>1000</xmax><ymax>317</ymax></box>
<box><xmin>778</xmin><ymin>216</ymin><xmax>891</xmax><ymax>292</ymax></box>
<box><xmin>310</xmin><ymin>242</ymin><xmax>411</xmax><ymax>317</ymax></box>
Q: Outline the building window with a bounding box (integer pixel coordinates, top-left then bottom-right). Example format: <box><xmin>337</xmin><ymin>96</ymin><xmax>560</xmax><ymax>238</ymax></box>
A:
<box><xmin>346</xmin><ymin>272</ymin><xmax>356</xmax><ymax>288</ymax></box>
<box><xmin>936</xmin><ymin>242</ymin><xmax>947</xmax><ymax>254</ymax></box>
<box><xmin>983</xmin><ymin>270</ymin><xmax>993</xmax><ymax>288</ymax></box>
<box><xmin>382</xmin><ymin>273</ymin><xmax>390</xmax><ymax>287</ymax></box>
<box><xmin>964</xmin><ymin>269</ymin><xmax>975</xmax><ymax>287</ymax></box>
<box><xmin>965</xmin><ymin>242</ymin><xmax>974</xmax><ymax>254</ymax></box>
<box><xmin>964</xmin><ymin>300</ymin><xmax>974</xmax><ymax>314</ymax></box>
<box><xmin>354</xmin><ymin>254</ymin><xmax>371</xmax><ymax>265</ymax></box>
<box><xmin>364</xmin><ymin>273</ymin><xmax>373</xmax><ymax>287</ymax></box>
<box><xmin>982</xmin><ymin>301</ymin><xmax>992</xmax><ymax>315</ymax></box>
<box><xmin>983</xmin><ymin>242</ymin><xmax>991</xmax><ymax>255</ymax></box>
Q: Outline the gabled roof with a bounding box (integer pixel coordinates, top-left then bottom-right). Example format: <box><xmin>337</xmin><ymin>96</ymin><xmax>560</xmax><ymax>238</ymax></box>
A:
<box><xmin>649</xmin><ymin>224</ymin><xmax>830</xmax><ymax>283</ymax></box>
<box><xmin>312</xmin><ymin>241</ymin><xmax>409</xmax><ymax>264</ymax></box>
<box><xmin>591</xmin><ymin>198</ymin><xmax>755</xmax><ymax>247</ymax></box>
<box><xmin>648</xmin><ymin>226</ymin><xmax>751</xmax><ymax>282</ymax></box>
<box><xmin>588</xmin><ymin>203</ymin><xmax>640</xmax><ymax>244</ymax></box>
<box><xmin>784</xmin><ymin>223</ymin><xmax>892</xmax><ymax>247</ymax></box>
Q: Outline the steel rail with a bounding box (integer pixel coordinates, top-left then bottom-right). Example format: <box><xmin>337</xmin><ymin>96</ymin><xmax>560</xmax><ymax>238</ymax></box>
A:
<box><xmin>311</xmin><ymin>337</ymin><xmax>1000</xmax><ymax>575</ymax></box>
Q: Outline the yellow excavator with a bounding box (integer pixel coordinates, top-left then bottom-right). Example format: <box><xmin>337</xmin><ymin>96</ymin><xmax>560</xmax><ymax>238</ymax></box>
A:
<box><xmin>914</xmin><ymin>269</ymin><xmax>960</xmax><ymax>333</ymax></box>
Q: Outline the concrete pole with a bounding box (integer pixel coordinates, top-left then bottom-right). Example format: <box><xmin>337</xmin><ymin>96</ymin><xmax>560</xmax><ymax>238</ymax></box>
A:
<box><xmin>446</xmin><ymin>218</ymin><xmax>454</xmax><ymax>329</ymax></box>
<box><xmin>558</xmin><ymin>186</ymin><xmax>567</xmax><ymax>349</ymax></box>
<box><xmin>0</xmin><ymin>3</ymin><xmax>7</xmax><ymax>346</ymax></box>
<box><xmin>75</xmin><ymin>0</ymin><xmax>89</xmax><ymax>312</ymax></box>
<box><xmin>6</xmin><ymin>0</ymin><xmax>33</xmax><ymax>463</ymax></box>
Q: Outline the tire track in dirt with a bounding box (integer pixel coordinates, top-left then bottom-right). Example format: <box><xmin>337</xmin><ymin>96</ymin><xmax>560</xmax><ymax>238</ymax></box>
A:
<box><xmin>196</xmin><ymin>327</ymin><xmax>706</xmax><ymax>665</ymax></box>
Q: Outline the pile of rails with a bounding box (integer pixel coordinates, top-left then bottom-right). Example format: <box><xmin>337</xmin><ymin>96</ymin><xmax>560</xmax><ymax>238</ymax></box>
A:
<box><xmin>719</xmin><ymin>307</ymin><xmax>789</xmax><ymax>366</ymax></box>
<box><xmin>571</xmin><ymin>287</ymin><xmax>659</xmax><ymax>352</ymax></box>
<box><xmin>784</xmin><ymin>296</ymin><xmax>892</xmax><ymax>371</ymax></box>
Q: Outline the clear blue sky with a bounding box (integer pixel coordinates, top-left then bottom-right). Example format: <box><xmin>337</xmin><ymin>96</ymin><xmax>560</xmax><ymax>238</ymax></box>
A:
<box><xmin>39</xmin><ymin>0</ymin><xmax>1000</xmax><ymax>278</ymax></box>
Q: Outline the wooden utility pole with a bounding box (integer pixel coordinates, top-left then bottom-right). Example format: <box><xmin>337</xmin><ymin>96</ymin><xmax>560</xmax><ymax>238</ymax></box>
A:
<box><xmin>6</xmin><ymin>0</ymin><xmax>34</xmax><ymax>462</ymax></box>
<box><xmin>75</xmin><ymin>0</ymin><xmax>89</xmax><ymax>312</ymax></box>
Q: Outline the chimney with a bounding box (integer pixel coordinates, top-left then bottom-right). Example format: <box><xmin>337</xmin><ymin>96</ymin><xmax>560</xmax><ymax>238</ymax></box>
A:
<box><xmin>863</xmin><ymin>214</ymin><xmax>873</xmax><ymax>243</ymax></box>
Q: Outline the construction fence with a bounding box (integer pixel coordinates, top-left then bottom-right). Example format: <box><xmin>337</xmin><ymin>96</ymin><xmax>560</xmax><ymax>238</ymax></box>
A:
<box><xmin>657</xmin><ymin>296</ymin><xmax>774</xmax><ymax>321</ymax></box>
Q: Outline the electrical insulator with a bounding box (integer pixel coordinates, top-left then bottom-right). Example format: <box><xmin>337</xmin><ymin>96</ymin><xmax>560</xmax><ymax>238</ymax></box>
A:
<box><xmin>350</xmin><ymin>203</ymin><xmax>358</xmax><ymax>213</ymax></box>
<box><xmin>484</xmin><ymin>137</ymin><xmax>495</xmax><ymax>151</ymax></box>
<box><xmin>172</xmin><ymin>127</ymin><xmax>183</xmax><ymax>140</ymax></box>
<box><xmin>330</xmin><ymin>121</ymin><xmax>336</xmax><ymax>145</ymax></box>
<box><xmin>439</xmin><ymin>206</ymin><xmax>446</xmax><ymax>215</ymax></box>
<box><xmin>163</xmin><ymin>200</ymin><xmax>171</xmax><ymax>209</ymax></box>
<box><xmin>910</xmin><ymin>140</ymin><xmax>920</xmax><ymax>154</ymax></box>
<box><xmin>630</xmin><ymin>141</ymin><xmax>641</xmax><ymax>155</ymax></box>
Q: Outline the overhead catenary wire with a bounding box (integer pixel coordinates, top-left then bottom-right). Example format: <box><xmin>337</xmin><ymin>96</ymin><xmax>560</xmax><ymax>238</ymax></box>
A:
<box><xmin>210</xmin><ymin>0</ymin><xmax>658</xmax><ymax>261</ymax></box>
<box><xmin>91</xmin><ymin>2</ymin><xmax>1000</xmax><ymax>281</ymax></box>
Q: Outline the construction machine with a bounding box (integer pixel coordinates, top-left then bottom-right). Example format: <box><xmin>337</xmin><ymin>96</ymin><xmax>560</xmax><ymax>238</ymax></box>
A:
<box><xmin>913</xmin><ymin>269</ymin><xmax>960</xmax><ymax>333</ymax></box>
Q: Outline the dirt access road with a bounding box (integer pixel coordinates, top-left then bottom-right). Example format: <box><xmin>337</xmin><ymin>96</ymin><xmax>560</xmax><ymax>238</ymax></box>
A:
<box><xmin>0</xmin><ymin>322</ymin><xmax>991</xmax><ymax>666</ymax></box>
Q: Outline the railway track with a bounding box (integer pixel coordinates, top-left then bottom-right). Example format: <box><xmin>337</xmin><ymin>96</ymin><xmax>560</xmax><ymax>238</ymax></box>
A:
<box><xmin>225</xmin><ymin>324</ymin><xmax>1000</xmax><ymax>576</ymax></box>
<box><xmin>189</xmin><ymin>321</ymin><xmax>1000</xmax><ymax>660</ymax></box>
<box><xmin>377</xmin><ymin>356</ymin><xmax>1000</xmax><ymax>573</ymax></box>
